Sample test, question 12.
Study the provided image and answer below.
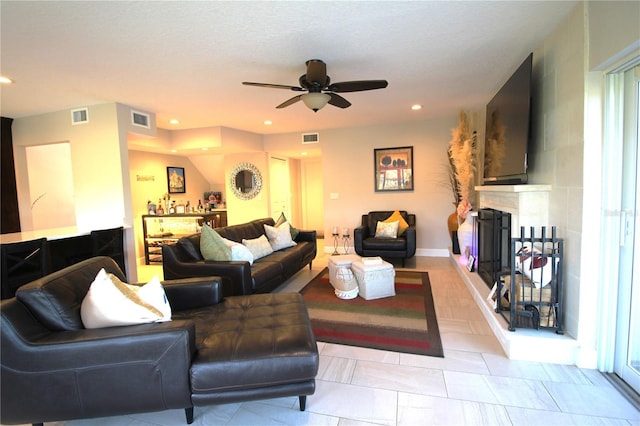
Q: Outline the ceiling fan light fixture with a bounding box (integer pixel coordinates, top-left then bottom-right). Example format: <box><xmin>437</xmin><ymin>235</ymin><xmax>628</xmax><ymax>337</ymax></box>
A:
<box><xmin>302</xmin><ymin>92</ymin><xmax>331</xmax><ymax>112</ymax></box>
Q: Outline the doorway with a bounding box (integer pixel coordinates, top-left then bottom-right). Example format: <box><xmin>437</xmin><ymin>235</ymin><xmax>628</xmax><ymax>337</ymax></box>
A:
<box><xmin>25</xmin><ymin>143</ymin><xmax>76</xmax><ymax>230</ymax></box>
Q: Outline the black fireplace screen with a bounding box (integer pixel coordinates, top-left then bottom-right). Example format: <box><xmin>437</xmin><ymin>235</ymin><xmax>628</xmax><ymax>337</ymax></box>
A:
<box><xmin>477</xmin><ymin>208</ymin><xmax>512</xmax><ymax>288</ymax></box>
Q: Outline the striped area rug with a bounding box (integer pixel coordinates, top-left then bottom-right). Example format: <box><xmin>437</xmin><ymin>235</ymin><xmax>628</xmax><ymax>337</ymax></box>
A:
<box><xmin>300</xmin><ymin>268</ymin><xmax>443</xmax><ymax>357</ymax></box>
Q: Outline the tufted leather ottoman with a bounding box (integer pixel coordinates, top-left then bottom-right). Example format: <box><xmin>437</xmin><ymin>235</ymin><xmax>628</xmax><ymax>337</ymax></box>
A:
<box><xmin>174</xmin><ymin>292</ymin><xmax>319</xmax><ymax>409</ymax></box>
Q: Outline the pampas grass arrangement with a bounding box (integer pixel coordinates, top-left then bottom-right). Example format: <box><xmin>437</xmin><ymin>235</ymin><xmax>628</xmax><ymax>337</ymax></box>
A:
<box><xmin>448</xmin><ymin>111</ymin><xmax>477</xmax><ymax>220</ymax></box>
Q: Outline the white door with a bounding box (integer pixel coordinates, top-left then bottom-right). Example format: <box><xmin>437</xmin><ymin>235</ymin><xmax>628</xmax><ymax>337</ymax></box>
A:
<box><xmin>269</xmin><ymin>156</ymin><xmax>290</xmax><ymax>220</ymax></box>
<box><xmin>301</xmin><ymin>158</ymin><xmax>324</xmax><ymax>237</ymax></box>
<box><xmin>614</xmin><ymin>65</ymin><xmax>640</xmax><ymax>393</ymax></box>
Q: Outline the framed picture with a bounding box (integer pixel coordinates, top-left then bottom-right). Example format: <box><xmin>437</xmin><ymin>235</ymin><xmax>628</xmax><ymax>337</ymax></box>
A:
<box><xmin>374</xmin><ymin>146</ymin><xmax>414</xmax><ymax>192</ymax></box>
<box><xmin>466</xmin><ymin>255</ymin><xmax>475</xmax><ymax>272</ymax></box>
<box><xmin>167</xmin><ymin>167</ymin><xmax>186</xmax><ymax>194</ymax></box>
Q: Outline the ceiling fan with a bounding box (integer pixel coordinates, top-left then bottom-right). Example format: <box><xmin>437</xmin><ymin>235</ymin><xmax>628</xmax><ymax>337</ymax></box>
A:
<box><xmin>242</xmin><ymin>59</ymin><xmax>388</xmax><ymax>112</ymax></box>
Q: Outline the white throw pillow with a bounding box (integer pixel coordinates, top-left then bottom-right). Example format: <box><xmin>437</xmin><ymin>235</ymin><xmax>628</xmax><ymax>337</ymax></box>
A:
<box><xmin>242</xmin><ymin>234</ymin><xmax>274</xmax><ymax>260</ymax></box>
<box><xmin>374</xmin><ymin>220</ymin><xmax>399</xmax><ymax>238</ymax></box>
<box><xmin>264</xmin><ymin>222</ymin><xmax>297</xmax><ymax>251</ymax></box>
<box><xmin>221</xmin><ymin>237</ymin><xmax>255</xmax><ymax>265</ymax></box>
<box><xmin>81</xmin><ymin>269</ymin><xmax>172</xmax><ymax>329</ymax></box>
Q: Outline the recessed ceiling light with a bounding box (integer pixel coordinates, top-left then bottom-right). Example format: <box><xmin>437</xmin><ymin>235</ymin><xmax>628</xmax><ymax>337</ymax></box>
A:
<box><xmin>264</xmin><ymin>120</ymin><xmax>272</xmax><ymax>125</ymax></box>
<box><xmin>169</xmin><ymin>119</ymin><xmax>180</xmax><ymax>125</ymax></box>
<box><xmin>411</xmin><ymin>104</ymin><xmax>422</xmax><ymax>111</ymax></box>
<box><xmin>201</xmin><ymin>147</ymin><xmax>209</xmax><ymax>151</ymax></box>
<box><xmin>170</xmin><ymin>149</ymin><xmax>177</xmax><ymax>153</ymax></box>
<box><xmin>301</xmin><ymin>152</ymin><xmax>308</xmax><ymax>156</ymax></box>
<box><xmin>0</xmin><ymin>76</ymin><xmax>14</xmax><ymax>84</ymax></box>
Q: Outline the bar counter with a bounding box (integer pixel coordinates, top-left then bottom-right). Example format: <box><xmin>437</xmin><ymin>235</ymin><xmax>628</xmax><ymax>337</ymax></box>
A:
<box><xmin>0</xmin><ymin>226</ymin><xmax>90</xmax><ymax>244</ymax></box>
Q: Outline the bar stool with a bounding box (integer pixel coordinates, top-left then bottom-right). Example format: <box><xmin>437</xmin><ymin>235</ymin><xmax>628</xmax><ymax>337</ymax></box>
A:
<box><xmin>91</xmin><ymin>226</ymin><xmax>126</xmax><ymax>276</ymax></box>
<box><xmin>0</xmin><ymin>238</ymin><xmax>50</xmax><ymax>299</ymax></box>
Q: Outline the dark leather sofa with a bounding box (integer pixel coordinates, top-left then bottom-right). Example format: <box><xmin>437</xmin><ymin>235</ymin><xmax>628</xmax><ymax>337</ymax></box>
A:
<box><xmin>0</xmin><ymin>256</ymin><xmax>319</xmax><ymax>425</ymax></box>
<box><xmin>354</xmin><ymin>210</ymin><xmax>417</xmax><ymax>266</ymax></box>
<box><xmin>162</xmin><ymin>218</ymin><xmax>316</xmax><ymax>297</ymax></box>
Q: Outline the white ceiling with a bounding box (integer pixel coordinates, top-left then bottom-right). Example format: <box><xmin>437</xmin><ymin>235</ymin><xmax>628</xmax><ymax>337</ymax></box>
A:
<box><xmin>1</xmin><ymin>1</ymin><xmax>578</xmax><ymax>139</ymax></box>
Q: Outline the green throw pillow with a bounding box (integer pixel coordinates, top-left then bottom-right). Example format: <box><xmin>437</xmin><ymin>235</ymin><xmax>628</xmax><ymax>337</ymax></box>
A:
<box><xmin>275</xmin><ymin>212</ymin><xmax>300</xmax><ymax>240</ymax></box>
<box><xmin>200</xmin><ymin>224</ymin><xmax>231</xmax><ymax>261</ymax></box>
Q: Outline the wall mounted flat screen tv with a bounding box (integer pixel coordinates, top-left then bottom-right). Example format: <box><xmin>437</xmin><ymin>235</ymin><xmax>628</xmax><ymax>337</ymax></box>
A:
<box><xmin>483</xmin><ymin>53</ymin><xmax>533</xmax><ymax>184</ymax></box>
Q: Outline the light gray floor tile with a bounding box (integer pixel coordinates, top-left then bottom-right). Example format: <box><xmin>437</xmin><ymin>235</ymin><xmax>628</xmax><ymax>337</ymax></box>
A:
<box><xmin>226</xmin><ymin>400</ymin><xmax>339</xmax><ymax>425</ymax></box>
<box><xmin>311</xmin><ymin>380</ymin><xmax>398</xmax><ymax>426</ymax></box>
<box><xmin>397</xmin><ymin>392</ymin><xmax>512</xmax><ymax>425</ymax></box>
<box><xmin>544</xmin><ymin>381</ymin><xmax>640</xmax><ymax>420</ymax></box>
<box><xmin>400</xmin><ymin>349</ymin><xmax>491</xmax><ymax>375</ymax></box>
<box><xmin>318</xmin><ymin>354</ymin><xmax>357</xmax><ymax>383</ymax></box>
<box><xmin>505</xmin><ymin>406</ymin><xmax>634</xmax><ymax>425</ymax></box>
<box><xmin>444</xmin><ymin>371</ymin><xmax>560</xmax><ymax>411</ymax></box>
<box><xmin>351</xmin><ymin>360</ymin><xmax>447</xmax><ymax>397</ymax></box>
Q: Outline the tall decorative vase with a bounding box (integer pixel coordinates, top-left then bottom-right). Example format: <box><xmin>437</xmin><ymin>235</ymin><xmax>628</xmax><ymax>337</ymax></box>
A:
<box><xmin>457</xmin><ymin>211</ymin><xmax>474</xmax><ymax>260</ymax></box>
<box><xmin>448</xmin><ymin>207</ymin><xmax>460</xmax><ymax>254</ymax></box>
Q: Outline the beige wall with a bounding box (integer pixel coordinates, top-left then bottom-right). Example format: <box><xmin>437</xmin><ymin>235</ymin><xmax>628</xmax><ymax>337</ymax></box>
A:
<box><xmin>588</xmin><ymin>1</ymin><xmax>640</xmax><ymax>70</ymax></box>
<box><xmin>529</xmin><ymin>3</ymin><xmax>586</xmax><ymax>341</ymax></box>
<box><xmin>265</xmin><ymin>118</ymin><xmax>460</xmax><ymax>256</ymax></box>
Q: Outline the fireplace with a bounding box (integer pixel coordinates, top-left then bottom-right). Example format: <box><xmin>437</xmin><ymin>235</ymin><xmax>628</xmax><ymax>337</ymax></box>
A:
<box><xmin>477</xmin><ymin>208</ymin><xmax>511</xmax><ymax>288</ymax></box>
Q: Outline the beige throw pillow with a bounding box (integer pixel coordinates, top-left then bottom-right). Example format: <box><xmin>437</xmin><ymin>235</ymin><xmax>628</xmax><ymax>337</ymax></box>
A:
<box><xmin>264</xmin><ymin>222</ymin><xmax>297</xmax><ymax>251</ymax></box>
<box><xmin>374</xmin><ymin>220</ymin><xmax>399</xmax><ymax>238</ymax></box>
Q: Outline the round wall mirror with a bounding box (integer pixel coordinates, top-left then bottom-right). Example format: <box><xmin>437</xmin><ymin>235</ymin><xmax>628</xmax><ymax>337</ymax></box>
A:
<box><xmin>230</xmin><ymin>162</ymin><xmax>262</xmax><ymax>200</ymax></box>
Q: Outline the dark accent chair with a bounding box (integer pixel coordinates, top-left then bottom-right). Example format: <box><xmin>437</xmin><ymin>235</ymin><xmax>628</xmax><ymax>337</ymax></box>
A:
<box><xmin>354</xmin><ymin>211</ymin><xmax>417</xmax><ymax>266</ymax></box>
<box><xmin>1</xmin><ymin>257</ymin><xmax>318</xmax><ymax>425</ymax></box>
<box><xmin>0</xmin><ymin>238</ymin><xmax>49</xmax><ymax>300</ymax></box>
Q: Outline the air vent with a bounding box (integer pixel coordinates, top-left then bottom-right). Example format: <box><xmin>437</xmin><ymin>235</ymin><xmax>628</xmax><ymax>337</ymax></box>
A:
<box><xmin>131</xmin><ymin>110</ymin><xmax>150</xmax><ymax>128</ymax></box>
<box><xmin>71</xmin><ymin>108</ymin><xmax>89</xmax><ymax>125</ymax></box>
<box><xmin>302</xmin><ymin>133</ymin><xmax>319</xmax><ymax>144</ymax></box>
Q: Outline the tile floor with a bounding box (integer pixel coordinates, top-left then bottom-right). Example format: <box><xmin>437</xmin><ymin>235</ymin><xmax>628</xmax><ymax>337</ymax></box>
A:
<box><xmin>9</xmin><ymin>248</ymin><xmax>639</xmax><ymax>426</ymax></box>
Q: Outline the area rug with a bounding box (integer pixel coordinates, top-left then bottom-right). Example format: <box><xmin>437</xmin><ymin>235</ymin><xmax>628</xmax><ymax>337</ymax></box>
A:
<box><xmin>300</xmin><ymin>268</ymin><xmax>443</xmax><ymax>357</ymax></box>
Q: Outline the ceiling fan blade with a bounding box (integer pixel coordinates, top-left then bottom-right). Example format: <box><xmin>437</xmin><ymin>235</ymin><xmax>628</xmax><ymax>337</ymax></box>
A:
<box><xmin>328</xmin><ymin>93</ymin><xmax>351</xmax><ymax>109</ymax></box>
<box><xmin>243</xmin><ymin>82</ymin><xmax>305</xmax><ymax>91</ymax></box>
<box><xmin>305</xmin><ymin>59</ymin><xmax>327</xmax><ymax>85</ymax></box>
<box><xmin>276</xmin><ymin>95</ymin><xmax>303</xmax><ymax>109</ymax></box>
<box><xmin>328</xmin><ymin>80</ymin><xmax>388</xmax><ymax>93</ymax></box>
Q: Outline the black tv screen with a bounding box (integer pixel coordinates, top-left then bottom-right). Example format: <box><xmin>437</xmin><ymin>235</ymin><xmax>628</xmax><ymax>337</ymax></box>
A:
<box><xmin>483</xmin><ymin>53</ymin><xmax>532</xmax><ymax>184</ymax></box>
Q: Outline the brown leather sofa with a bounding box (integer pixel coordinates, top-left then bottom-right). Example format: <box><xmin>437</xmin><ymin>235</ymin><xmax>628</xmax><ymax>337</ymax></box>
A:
<box><xmin>0</xmin><ymin>257</ymin><xmax>319</xmax><ymax>425</ymax></box>
<box><xmin>354</xmin><ymin>211</ymin><xmax>417</xmax><ymax>266</ymax></box>
<box><xmin>162</xmin><ymin>218</ymin><xmax>316</xmax><ymax>297</ymax></box>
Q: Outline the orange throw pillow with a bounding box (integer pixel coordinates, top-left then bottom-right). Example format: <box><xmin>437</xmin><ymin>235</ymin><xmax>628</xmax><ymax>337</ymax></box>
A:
<box><xmin>383</xmin><ymin>210</ymin><xmax>409</xmax><ymax>236</ymax></box>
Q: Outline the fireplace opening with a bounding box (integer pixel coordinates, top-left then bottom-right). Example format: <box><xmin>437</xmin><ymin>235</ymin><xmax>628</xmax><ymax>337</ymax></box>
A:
<box><xmin>477</xmin><ymin>208</ymin><xmax>511</xmax><ymax>288</ymax></box>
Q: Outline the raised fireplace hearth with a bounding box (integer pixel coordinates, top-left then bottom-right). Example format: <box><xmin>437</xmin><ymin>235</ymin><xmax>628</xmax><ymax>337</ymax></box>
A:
<box><xmin>451</xmin><ymin>184</ymin><xmax>580</xmax><ymax>365</ymax></box>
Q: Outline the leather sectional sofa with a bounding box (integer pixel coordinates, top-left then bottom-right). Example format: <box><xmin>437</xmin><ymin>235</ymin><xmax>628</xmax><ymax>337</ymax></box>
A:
<box><xmin>0</xmin><ymin>256</ymin><xmax>319</xmax><ymax>425</ymax></box>
<box><xmin>162</xmin><ymin>218</ymin><xmax>317</xmax><ymax>297</ymax></box>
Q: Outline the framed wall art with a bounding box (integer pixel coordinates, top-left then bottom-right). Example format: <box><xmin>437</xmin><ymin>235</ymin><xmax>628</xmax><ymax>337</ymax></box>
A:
<box><xmin>374</xmin><ymin>146</ymin><xmax>414</xmax><ymax>192</ymax></box>
<box><xmin>167</xmin><ymin>166</ymin><xmax>186</xmax><ymax>194</ymax></box>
